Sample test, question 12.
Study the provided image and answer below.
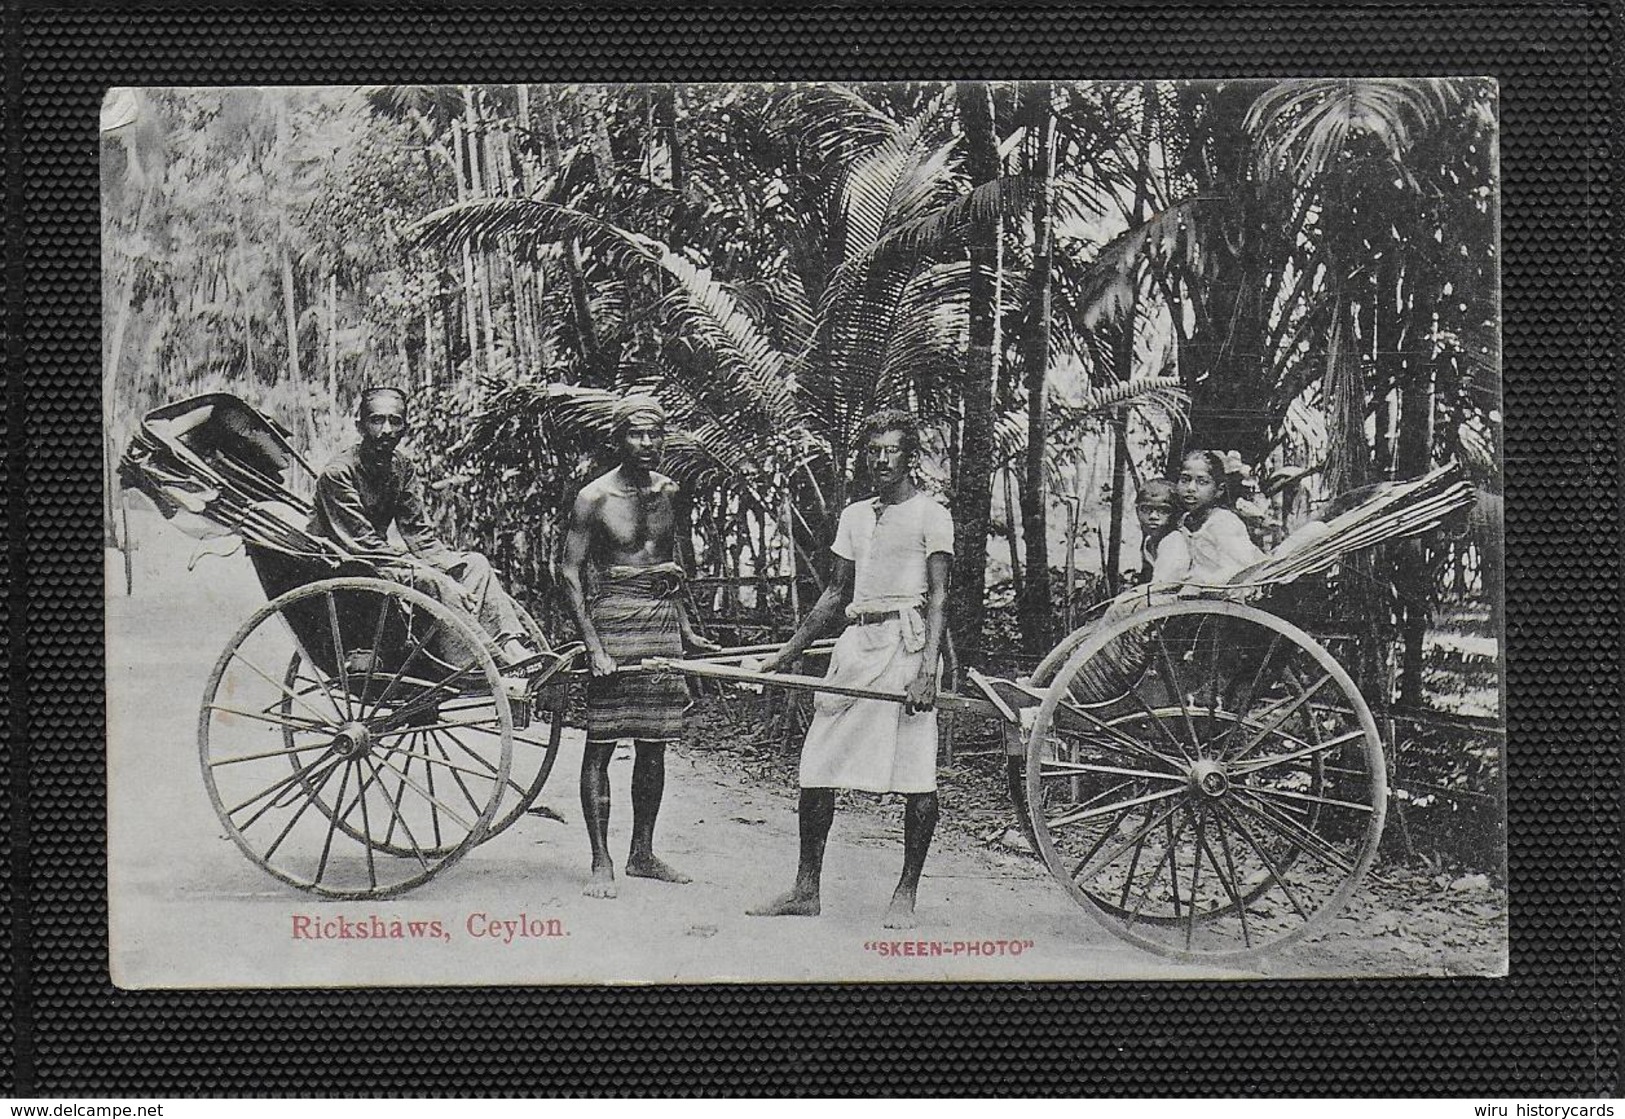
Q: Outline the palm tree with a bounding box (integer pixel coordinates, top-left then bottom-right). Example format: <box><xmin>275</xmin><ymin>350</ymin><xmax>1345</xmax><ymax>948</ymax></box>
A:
<box><xmin>1245</xmin><ymin>77</ymin><xmax>1497</xmax><ymax>703</ymax></box>
<box><xmin>952</xmin><ymin>80</ymin><xmax>1003</xmax><ymax>654</ymax></box>
<box><xmin>411</xmin><ymin>85</ymin><xmax>1010</xmax><ymax>553</ymax></box>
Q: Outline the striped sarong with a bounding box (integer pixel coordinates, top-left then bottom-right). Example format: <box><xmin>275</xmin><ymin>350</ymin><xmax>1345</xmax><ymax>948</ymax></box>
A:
<box><xmin>586</xmin><ymin>562</ymin><xmax>688</xmax><ymax>743</ymax></box>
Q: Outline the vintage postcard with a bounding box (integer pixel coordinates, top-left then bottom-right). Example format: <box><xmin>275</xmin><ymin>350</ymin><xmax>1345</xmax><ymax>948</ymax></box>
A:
<box><xmin>104</xmin><ymin>79</ymin><xmax>1506</xmax><ymax>986</ymax></box>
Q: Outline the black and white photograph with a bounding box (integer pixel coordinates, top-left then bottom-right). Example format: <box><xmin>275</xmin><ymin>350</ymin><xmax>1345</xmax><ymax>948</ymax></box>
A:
<box><xmin>103</xmin><ymin>78</ymin><xmax>1506</xmax><ymax>986</ymax></box>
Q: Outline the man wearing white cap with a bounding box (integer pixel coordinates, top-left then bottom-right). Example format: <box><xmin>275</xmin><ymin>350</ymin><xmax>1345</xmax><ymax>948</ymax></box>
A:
<box><xmin>560</xmin><ymin>393</ymin><xmax>717</xmax><ymax>898</ymax></box>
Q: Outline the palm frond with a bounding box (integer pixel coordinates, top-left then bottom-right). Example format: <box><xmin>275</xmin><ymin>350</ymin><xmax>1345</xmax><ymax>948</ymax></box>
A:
<box><xmin>653</xmin><ymin>253</ymin><xmax>804</xmax><ymax>434</ymax></box>
<box><xmin>834</xmin><ymin>91</ymin><xmax>956</xmax><ymax>262</ymax></box>
<box><xmin>877</xmin><ymin>260</ymin><xmax>973</xmax><ymax>414</ymax></box>
<box><xmin>1062</xmin><ymin>197</ymin><xmax>1206</xmax><ymax>330</ymax></box>
<box><xmin>821</xmin><ymin>175</ymin><xmax>1032</xmax><ymax>317</ymax></box>
<box><xmin>1246</xmin><ymin>78</ymin><xmax>1460</xmax><ymax>187</ymax></box>
<box><xmin>1072</xmin><ymin>374</ymin><xmax>1188</xmax><ymax>418</ymax></box>
<box><xmin>410</xmin><ymin>197</ymin><xmax>662</xmax><ymax>270</ymax></box>
<box><xmin>773</xmin><ymin>85</ymin><xmax>899</xmax><ymax>168</ymax></box>
<box><xmin>990</xmin><ymin>375</ymin><xmax>1191</xmax><ymax>466</ymax></box>
<box><xmin>458</xmin><ymin>380</ymin><xmax>618</xmax><ymax>457</ymax></box>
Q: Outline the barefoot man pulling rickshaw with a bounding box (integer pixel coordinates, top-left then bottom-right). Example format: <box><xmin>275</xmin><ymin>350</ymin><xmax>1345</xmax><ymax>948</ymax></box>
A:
<box><xmin>560</xmin><ymin>393</ymin><xmax>719</xmax><ymax>899</ymax></box>
<box><xmin>748</xmin><ymin>409</ymin><xmax>954</xmax><ymax>929</ymax></box>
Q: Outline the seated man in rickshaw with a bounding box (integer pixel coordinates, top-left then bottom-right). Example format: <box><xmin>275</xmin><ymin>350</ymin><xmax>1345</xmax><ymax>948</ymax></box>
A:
<box><xmin>308</xmin><ymin>386</ymin><xmax>537</xmax><ymax>669</ymax></box>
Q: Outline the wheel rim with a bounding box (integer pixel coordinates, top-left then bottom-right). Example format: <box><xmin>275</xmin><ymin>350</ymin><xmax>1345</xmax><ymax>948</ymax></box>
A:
<box><xmin>1024</xmin><ymin>601</ymin><xmax>1386</xmax><ymax>962</ymax></box>
<box><xmin>471</xmin><ymin>601</ymin><xmax>566</xmax><ymax>842</ymax></box>
<box><xmin>200</xmin><ymin>577</ymin><xmax>513</xmax><ymax>899</ymax></box>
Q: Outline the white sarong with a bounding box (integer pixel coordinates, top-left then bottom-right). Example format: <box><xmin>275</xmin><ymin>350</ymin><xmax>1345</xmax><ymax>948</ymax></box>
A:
<box><xmin>797</xmin><ymin>609</ymin><xmax>937</xmax><ymax>794</ymax></box>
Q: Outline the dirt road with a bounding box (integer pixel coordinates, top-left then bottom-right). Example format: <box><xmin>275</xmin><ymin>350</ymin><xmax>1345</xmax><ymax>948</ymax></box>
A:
<box><xmin>105</xmin><ymin>506</ymin><xmax>1503</xmax><ymax>987</ymax></box>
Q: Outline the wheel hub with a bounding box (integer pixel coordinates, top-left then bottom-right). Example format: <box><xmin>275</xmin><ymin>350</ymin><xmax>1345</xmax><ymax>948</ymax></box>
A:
<box><xmin>329</xmin><ymin>722</ymin><xmax>372</xmax><ymax>759</ymax></box>
<box><xmin>1188</xmin><ymin>758</ymin><xmax>1230</xmax><ymax>798</ymax></box>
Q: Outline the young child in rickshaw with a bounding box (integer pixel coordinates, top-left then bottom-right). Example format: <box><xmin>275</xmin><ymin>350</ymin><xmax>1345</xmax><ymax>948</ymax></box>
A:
<box><xmin>1147</xmin><ymin>449</ymin><xmax>1267</xmax><ymax>595</ymax></box>
<box><xmin>1062</xmin><ymin>451</ymin><xmax>1266</xmax><ymax>704</ymax></box>
<box><xmin>1133</xmin><ymin>478</ymin><xmax>1180</xmax><ymax>584</ymax></box>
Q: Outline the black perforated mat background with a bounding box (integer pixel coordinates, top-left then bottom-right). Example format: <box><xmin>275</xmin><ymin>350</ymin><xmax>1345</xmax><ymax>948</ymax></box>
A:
<box><xmin>3</xmin><ymin>1</ymin><xmax>1619</xmax><ymax>1096</ymax></box>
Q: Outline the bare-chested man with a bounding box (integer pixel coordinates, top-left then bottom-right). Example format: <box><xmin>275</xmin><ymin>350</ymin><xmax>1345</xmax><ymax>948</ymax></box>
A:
<box><xmin>560</xmin><ymin>394</ymin><xmax>718</xmax><ymax>899</ymax></box>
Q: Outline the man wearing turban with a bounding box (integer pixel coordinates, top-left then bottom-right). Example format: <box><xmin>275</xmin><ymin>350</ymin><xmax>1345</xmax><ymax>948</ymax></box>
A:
<box><xmin>560</xmin><ymin>392</ymin><xmax>718</xmax><ymax>899</ymax></box>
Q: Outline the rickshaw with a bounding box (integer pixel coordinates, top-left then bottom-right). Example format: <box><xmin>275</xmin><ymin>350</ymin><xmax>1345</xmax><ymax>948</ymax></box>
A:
<box><xmin>120</xmin><ymin>393</ymin><xmax>575</xmax><ymax>901</ymax></box>
<box><xmin>121</xmin><ymin>393</ymin><xmax>1474</xmax><ymax>962</ymax></box>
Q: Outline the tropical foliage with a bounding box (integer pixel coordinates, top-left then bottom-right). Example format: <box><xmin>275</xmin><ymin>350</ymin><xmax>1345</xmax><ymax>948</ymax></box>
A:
<box><xmin>103</xmin><ymin>79</ymin><xmax>1500</xmax><ymax>689</ymax></box>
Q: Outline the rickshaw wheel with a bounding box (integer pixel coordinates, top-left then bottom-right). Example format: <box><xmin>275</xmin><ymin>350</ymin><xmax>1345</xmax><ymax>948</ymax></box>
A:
<box><xmin>202</xmin><ymin>577</ymin><xmax>513</xmax><ymax>899</ymax></box>
<box><xmin>1023</xmin><ymin>600</ymin><xmax>1386</xmax><ymax>962</ymax></box>
<box><xmin>277</xmin><ymin>599</ymin><xmax>562</xmax><ymax>853</ymax></box>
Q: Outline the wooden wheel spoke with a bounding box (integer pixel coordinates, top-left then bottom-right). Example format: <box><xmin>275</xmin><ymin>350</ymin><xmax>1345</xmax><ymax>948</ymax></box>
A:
<box><xmin>1242</xmin><ymin>783</ymin><xmax>1376</xmax><ymax>815</ymax></box>
<box><xmin>433</xmin><ymin>725</ymin><xmax>527</xmax><ymax>803</ymax></box>
<box><xmin>1203</xmin><ymin>810</ymin><xmax>1253</xmax><ymax>948</ymax></box>
<box><xmin>373</xmin><ymin>658</ymin><xmax>486</xmax><ymax>731</ymax></box>
<box><xmin>371</xmin><ymin>748</ymin><xmax>479</xmax><ymax>833</ymax></box>
<box><xmin>1230</xmin><ymin>673</ymin><xmax>1336</xmax><ymax>763</ymax></box>
<box><xmin>1217</xmin><ymin>803</ymin><xmax>1312</xmax><ymax>920</ymax></box>
<box><xmin>357</xmin><ymin>625</ymin><xmax>440</xmax><ymax>723</ymax></box>
<box><xmin>350</xmin><ymin>752</ymin><xmax>379</xmax><ymax>890</ymax></box>
<box><xmin>1044</xmin><ymin>784</ymin><xmax>1184</xmax><ymax>831</ymax></box>
<box><xmin>1153</xmin><ymin>633</ymin><xmax>1201</xmax><ymax>757</ymax></box>
<box><xmin>1115</xmin><ymin>813</ymin><xmax>1155</xmax><ymax>912</ymax></box>
<box><xmin>325</xmin><ymin>591</ymin><xmax>354</xmax><ymax>721</ymax></box>
<box><xmin>1038</xmin><ymin>758</ymin><xmax>1187</xmax><ymax>783</ymax></box>
<box><xmin>426</xmin><ymin>730</ymin><xmax>492</xmax><ymax>819</ymax></box>
<box><xmin>436</xmin><ymin>697</ymin><xmax>506</xmax><ymax>716</ymax></box>
<box><xmin>399</xmin><ymin>713</ymin><xmax>554</xmax><ymax>753</ymax></box>
<box><xmin>1123</xmin><ymin>689</ymin><xmax>1196</xmax><ymax>765</ymax></box>
<box><xmin>1229</xmin><ymin>728</ymin><xmax>1366</xmax><ymax>776</ymax></box>
<box><xmin>231</xmin><ymin>650</ymin><xmax>341</xmax><ymax>725</ymax></box>
<box><xmin>354</xmin><ymin>595</ymin><xmax>393</xmax><ymax>711</ymax></box>
<box><xmin>409</xmin><ymin>737</ymin><xmax>484</xmax><ymax>825</ymax></box>
<box><xmin>422</xmin><ymin>729</ymin><xmax>444</xmax><ymax>848</ymax></box>
<box><xmin>227</xmin><ymin>750</ymin><xmax>339</xmax><ymax>825</ymax></box>
<box><xmin>1122</xmin><ymin>811</ymin><xmax>1189</xmax><ymax>930</ymax></box>
<box><xmin>1065</xmin><ymin>779</ymin><xmax>1138</xmax><ymax>827</ymax></box>
<box><xmin>373</xmin><ymin>718</ymin><xmax>503</xmax><ymax>741</ymax></box>
<box><xmin>1230</xmin><ymin>789</ymin><xmax>1355</xmax><ymax>876</ymax></box>
<box><xmin>208</xmin><ymin>738</ymin><xmax>339</xmax><ymax>768</ymax></box>
<box><xmin>1072</xmin><ymin>800</ymin><xmax>1181</xmax><ymax>882</ymax></box>
<box><xmin>258</xmin><ymin>757</ymin><xmax>344</xmax><ymax>863</ymax></box>
<box><xmin>399</xmin><ymin>706</ymin><xmax>551</xmax><ymax>748</ymax></box>
<box><xmin>1227</xmin><ymin>633</ymin><xmax>1283</xmax><ymax>735</ymax></box>
<box><xmin>313</xmin><ymin>762</ymin><xmax>355</xmax><ymax>887</ymax></box>
<box><xmin>1065</xmin><ymin>789</ymin><xmax>1142</xmax><ymax>879</ymax></box>
<box><xmin>1053</xmin><ymin>700</ymin><xmax>1187</xmax><ymax>772</ymax></box>
<box><xmin>208</xmin><ymin>704</ymin><xmax>330</xmax><ymax>736</ymax></box>
<box><xmin>374</xmin><ymin>738</ymin><xmax>506</xmax><ymax>785</ymax></box>
<box><xmin>329</xmin><ymin>754</ymin><xmax>390</xmax><ymax>829</ymax></box>
<box><xmin>262</xmin><ymin>680</ymin><xmax>325</xmax><ymax>717</ymax></box>
<box><xmin>1199</xmin><ymin>618</ymin><xmax>1227</xmax><ymax>749</ymax></box>
<box><xmin>381</xmin><ymin>735</ymin><xmax>415</xmax><ymax>850</ymax></box>
<box><xmin>361</xmin><ymin>755</ymin><xmax>433</xmax><ymax>871</ymax></box>
<box><xmin>1185</xmin><ymin>808</ymin><xmax>1206</xmax><ymax>948</ymax></box>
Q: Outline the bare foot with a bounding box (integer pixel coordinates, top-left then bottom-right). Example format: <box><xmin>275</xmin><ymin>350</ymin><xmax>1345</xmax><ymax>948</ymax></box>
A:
<box><xmin>746</xmin><ymin>890</ymin><xmax>820</xmax><ymax>917</ymax></box>
<box><xmin>624</xmin><ymin>854</ymin><xmax>692</xmax><ymax>884</ymax></box>
<box><xmin>582</xmin><ymin>864</ymin><xmax>618</xmax><ymax>899</ymax></box>
<box><xmin>881</xmin><ymin>893</ymin><xmax>917</xmax><ymax>929</ymax></box>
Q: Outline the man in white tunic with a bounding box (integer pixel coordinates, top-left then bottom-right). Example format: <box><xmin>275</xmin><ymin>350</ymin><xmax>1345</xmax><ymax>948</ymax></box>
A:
<box><xmin>748</xmin><ymin>410</ymin><xmax>953</xmax><ymax>929</ymax></box>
